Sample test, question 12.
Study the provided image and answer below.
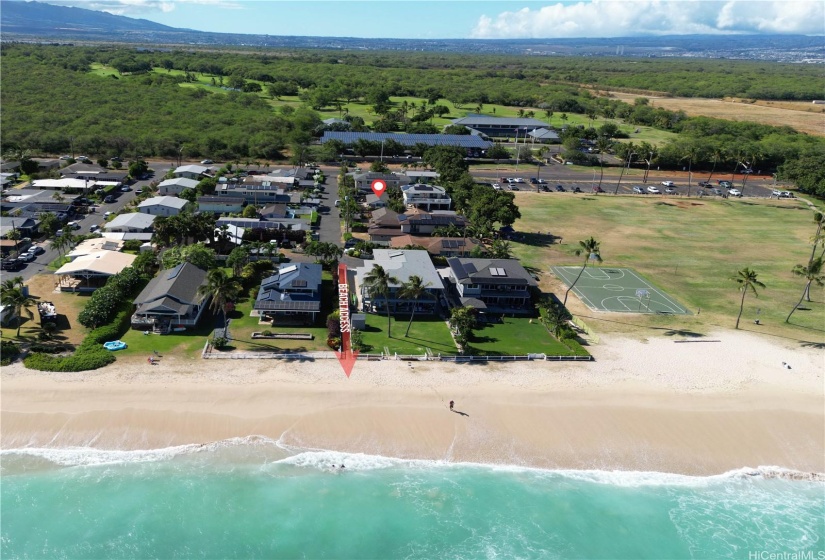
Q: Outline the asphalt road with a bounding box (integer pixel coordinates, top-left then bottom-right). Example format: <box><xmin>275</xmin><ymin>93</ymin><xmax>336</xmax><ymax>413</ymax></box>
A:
<box><xmin>469</xmin><ymin>161</ymin><xmax>781</xmax><ymax>198</ymax></box>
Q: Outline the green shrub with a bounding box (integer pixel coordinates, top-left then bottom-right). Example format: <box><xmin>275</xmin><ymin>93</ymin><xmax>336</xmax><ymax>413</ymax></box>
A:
<box><xmin>78</xmin><ymin>266</ymin><xmax>145</xmax><ymax>328</ymax></box>
<box><xmin>28</xmin><ymin>343</ymin><xmax>72</xmax><ymax>354</ymax></box>
<box><xmin>24</xmin><ymin>306</ymin><xmax>132</xmax><ymax>372</ymax></box>
<box><xmin>24</xmin><ymin>348</ymin><xmax>115</xmax><ymax>372</ymax></box>
<box><xmin>0</xmin><ymin>340</ymin><xmax>21</xmax><ymax>365</ymax></box>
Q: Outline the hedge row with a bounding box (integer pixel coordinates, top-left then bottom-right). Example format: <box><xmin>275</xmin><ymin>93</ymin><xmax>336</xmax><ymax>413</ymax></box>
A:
<box><xmin>77</xmin><ymin>266</ymin><xmax>145</xmax><ymax>328</ymax></box>
<box><xmin>23</xmin><ymin>307</ymin><xmax>132</xmax><ymax>372</ymax></box>
<box><xmin>1</xmin><ymin>340</ymin><xmax>21</xmax><ymax>366</ymax></box>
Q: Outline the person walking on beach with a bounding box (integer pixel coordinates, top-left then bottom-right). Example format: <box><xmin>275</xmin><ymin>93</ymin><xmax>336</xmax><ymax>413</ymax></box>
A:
<box><xmin>449</xmin><ymin>400</ymin><xmax>454</xmax><ymax>411</ymax></box>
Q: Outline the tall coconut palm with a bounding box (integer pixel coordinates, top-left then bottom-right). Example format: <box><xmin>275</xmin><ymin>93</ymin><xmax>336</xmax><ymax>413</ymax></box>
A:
<box><xmin>803</xmin><ymin>212</ymin><xmax>825</xmax><ymax>300</ymax></box>
<box><xmin>1</xmin><ymin>276</ymin><xmax>25</xmax><ymax>293</ymax></box>
<box><xmin>398</xmin><ymin>275</ymin><xmax>432</xmax><ymax>337</ymax></box>
<box><xmin>786</xmin><ymin>257</ymin><xmax>824</xmax><ymax>323</ymax></box>
<box><xmin>364</xmin><ymin>264</ymin><xmax>399</xmax><ymax>337</ymax></box>
<box><xmin>731</xmin><ymin>268</ymin><xmax>765</xmax><ymax>329</ymax></box>
<box><xmin>2</xmin><ymin>287</ymin><xmax>35</xmax><ymax>337</ymax></box>
<box><xmin>595</xmin><ymin>136</ymin><xmax>614</xmax><ymax>190</ymax></box>
<box><xmin>51</xmin><ymin>232</ymin><xmax>74</xmax><ymax>258</ymax></box>
<box><xmin>562</xmin><ymin>237</ymin><xmax>602</xmax><ymax>307</ymax></box>
<box><xmin>197</xmin><ymin>269</ymin><xmax>241</xmax><ymax>337</ymax></box>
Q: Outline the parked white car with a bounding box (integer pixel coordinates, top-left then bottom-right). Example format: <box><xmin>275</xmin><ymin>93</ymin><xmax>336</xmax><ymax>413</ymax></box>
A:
<box><xmin>647</xmin><ymin>186</ymin><xmax>661</xmax><ymax>194</ymax></box>
<box><xmin>661</xmin><ymin>181</ymin><xmax>675</xmax><ymax>187</ymax></box>
<box><xmin>729</xmin><ymin>188</ymin><xmax>742</xmax><ymax>197</ymax></box>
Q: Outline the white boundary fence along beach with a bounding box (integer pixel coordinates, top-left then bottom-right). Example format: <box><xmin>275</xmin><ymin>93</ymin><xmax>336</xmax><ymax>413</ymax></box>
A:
<box><xmin>203</xmin><ymin>342</ymin><xmax>591</xmax><ymax>362</ymax></box>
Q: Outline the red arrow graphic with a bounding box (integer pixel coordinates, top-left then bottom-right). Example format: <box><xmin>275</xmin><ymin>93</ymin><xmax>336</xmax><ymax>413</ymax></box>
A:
<box><xmin>335</xmin><ymin>262</ymin><xmax>358</xmax><ymax>377</ymax></box>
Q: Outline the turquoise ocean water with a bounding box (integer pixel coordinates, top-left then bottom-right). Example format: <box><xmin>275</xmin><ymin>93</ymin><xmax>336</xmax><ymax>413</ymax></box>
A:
<box><xmin>2</xmin><ymin>438</ymin><xmax>823</xmax><ymax>559</ymax></box>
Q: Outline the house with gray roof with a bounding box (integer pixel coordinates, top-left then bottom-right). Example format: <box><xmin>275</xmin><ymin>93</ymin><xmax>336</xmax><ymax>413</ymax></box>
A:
<box><xmin>254</xmin><ymin>263</ymin><xmax>323</xmax><ymax>325</ymax></box>
<box><xmin>138</xmin><ymin>196</ymin><xmax>191</xmax><ymax>217</ymax></box>
<box><xmin>353</xmin><ymin>172</ymin><xmax>410</xmax><ymax>193</ymax></box>
<box><xmin>131</xmin><ymin>263</ymin><xmax>208</xmax><ymax>332</ymax></box>
<box><xmin>355</xmin><ymin>249</ymin><xmax>445</xmax><ymax>316</ymax></box>
<box><xmin>527</xmin><ymin>128</ymin><xmax>561</xmax><ymax>143</ymax></box>
<box><xmin>173</xmin><ymin>165</ymin><xmax>209</xmax><ymax>180</ymax></box>
<box><xmin>158</xmin><ymin>177</ymin><xmax>200</xmax><ymax>196</ymax></box>
<box><xmin>104</xmin><ymin>212</ymin><xmax>156</xmax><ymax>233</ymax></box>
<box><xmin>445</xmin><ymin>257</ymin><xmax>537</xmax><ymax>315</ymax></box>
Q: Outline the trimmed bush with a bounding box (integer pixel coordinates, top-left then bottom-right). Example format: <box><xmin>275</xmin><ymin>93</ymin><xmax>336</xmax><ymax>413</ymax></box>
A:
<box><xmin>24</xmin><ymin>306</ymin><xmax>132</xmax><ymax>372</ymax></box>
<box><xmin>28</xmin><ymin>343</ymin><xmax>72</xmax><ymax>354</ymax></box>
<box><xmin>78</xmin><ymin>266</ymin><xmax>145</xmax><ymax>328</ymax></box>
<box><xmin>1</xmin><ymin>340</ymin><xmax>21</xmax><ymax>366</ymax></box>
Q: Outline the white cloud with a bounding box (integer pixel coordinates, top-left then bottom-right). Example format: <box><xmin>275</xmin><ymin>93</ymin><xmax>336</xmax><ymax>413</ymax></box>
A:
<box><xmin>470</xmin><ymin>1</ymin><xmax>825</xmax><ymax>38</ymax></box>
<box><xmin>37</xmin><ymin>0</ymin><xmax>243</xmax><ymax>16</ymax></box>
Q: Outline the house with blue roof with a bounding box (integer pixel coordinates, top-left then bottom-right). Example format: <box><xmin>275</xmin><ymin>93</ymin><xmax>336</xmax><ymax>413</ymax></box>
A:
<box><xmin>254</xmin><ymin>263</ymin><xmax>323</xmax><ymax>325</ymax></box>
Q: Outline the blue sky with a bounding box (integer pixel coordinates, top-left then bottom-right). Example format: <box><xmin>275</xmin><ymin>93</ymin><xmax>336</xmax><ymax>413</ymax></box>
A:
<box><xmin>26</xmin><ymin>1</ymin><xmax>825</xmax><ymax>39</ymax></box>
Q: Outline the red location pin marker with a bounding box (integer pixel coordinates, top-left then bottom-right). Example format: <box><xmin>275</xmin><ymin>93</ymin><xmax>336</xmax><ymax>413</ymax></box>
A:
<box><xmin>371</xmin><ymin>179</ymin><xmax>387</xmax><ymax>197</ymax></box>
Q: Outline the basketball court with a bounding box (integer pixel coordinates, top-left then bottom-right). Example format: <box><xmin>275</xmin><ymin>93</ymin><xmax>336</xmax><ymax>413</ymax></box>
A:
<box><xmin>550</xmin><ymin>266</ymin><xmax>690</xmax><ymax>315</ymax></box>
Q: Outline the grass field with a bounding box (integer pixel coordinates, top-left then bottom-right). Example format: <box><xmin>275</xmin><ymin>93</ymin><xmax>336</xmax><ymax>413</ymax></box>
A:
<box><xmin>468</xmin><ymin>317</ymin><xmax>585</xmax><ymax>356</ymax></box>
<box><xmin>510</xmin><ymin>193</ymin><xmax>825</xmax><ymax>341</ymax></box>
<box><xmin>598</xmin><ymin>90</ymin><xmax>824</xmax><ymax>137</ymax></box>
<box><xmin>360</xmin><ymin>314</ymin><xmax>457</xmax><ymax>356</ymax></box>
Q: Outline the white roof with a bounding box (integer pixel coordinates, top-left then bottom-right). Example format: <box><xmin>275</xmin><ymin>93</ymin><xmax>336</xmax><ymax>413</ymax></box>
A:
<box><xmin>159</xmin><ymin>177</ymin><xmax>200</xmax><ymax>189</ymax></box>
<box><xmin>67</xmin><ymin>238</ymin><xmax>125</xmax><ymax>259</ymax></box>
<box><xmin>138</xmin><ymin>196</ymin><xmax>189</xmax><ymax>210</ymax></box>
<box><xmin>214</xmin><ymin>224</ymin><xmax>245</xmax><ymax>245</ymax></box>
<box><xmin>101</xmin><ymin>232</ymin><xmax>154</xmax><ymax>241</ymax></box>
<box><xmin>55</xmin><ymin>251</ymin><xmax>136</xmax><ymax>276</ymax></box>
<box><xmin>30</xmin><ymin>178</ymin><xmax>90</xmax><ymax>190</ymax></box>
<box><xmin>175</xmin><ymin>165</ymin><xmax>208</xmax><ymax>175</ymax></box>
<box><xmin>105</xmin><ymin>213</ymin><xmax>157</xmax><ymax>230</ymax></box>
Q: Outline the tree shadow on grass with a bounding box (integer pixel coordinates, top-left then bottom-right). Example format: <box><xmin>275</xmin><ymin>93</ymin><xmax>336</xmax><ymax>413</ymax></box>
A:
<box><xmin>800</xmin><ymin>341</ymin><xmax>825</xmax><ymax>349</ymax></box>
<box><xmin>514</xmin><ymin>233</ymin><xmax>557</xmax><ymax>248</ymax></box>
<box><xmin>660</xmin><ymin>329</ymin><xmax>705</xmax><ymax>338</ymax></box>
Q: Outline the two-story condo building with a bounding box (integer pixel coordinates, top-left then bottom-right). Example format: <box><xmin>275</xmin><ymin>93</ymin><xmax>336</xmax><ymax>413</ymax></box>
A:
<box><xmin>355</xmin><ymin>249</ymin><xmax>445</xmax><ymax>315</ymax></box>
<box><xmin>446</xmin><ymin>257</ymin><xmax>537</xmax><ymax>315</ymax></box>
<box><xmin>401</xmin><ymin>184</ymin><xmax>451</xmax><ymax>211</ymax></box>
<box><xmin>253</xmin><ymin>263</ymin><xmax>323</xmax><ymax>325</ymax></box>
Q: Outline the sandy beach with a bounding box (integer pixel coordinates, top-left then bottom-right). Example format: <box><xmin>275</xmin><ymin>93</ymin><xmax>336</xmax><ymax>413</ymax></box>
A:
<box><xmin>2</xmin><ymin>329</ymin><xmax>823</xmax><ymax>476</ymax></box>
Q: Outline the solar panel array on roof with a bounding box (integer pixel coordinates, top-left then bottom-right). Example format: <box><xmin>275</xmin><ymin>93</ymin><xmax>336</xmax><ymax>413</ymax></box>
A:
<box><xmin>442</xmin><ymin>240</ymin><xmax>463</xmax><ymax>249</ymax></box>
<box><xmin>280</xmin><ymin>264</ymin><xmax>298</xmax><ymax>274</ymax></box>
<box><xmin>490</xmin><ymin>267</ymin><xmax>508</xmax><ymax>277</ymax></box>
<box><xmin>292</xmin><ymin>279</ymin><xmax>307</xmax><ymax>288</ymax></box>
<box><xmin>321</xmin><ymin>131</ymin><xmax>491</xmax><ymax>149</ymax></box>
<box><xmin>255</xmin><ymin>300</ymin><xmax>321</xmax><ymax>311</ymax></box>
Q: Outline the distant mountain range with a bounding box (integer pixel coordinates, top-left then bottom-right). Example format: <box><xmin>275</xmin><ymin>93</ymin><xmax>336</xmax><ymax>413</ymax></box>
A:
<box><xmin>2</xmin><ymin>0</ymin><xmax>823</xmax><ymax>62</ymax></box>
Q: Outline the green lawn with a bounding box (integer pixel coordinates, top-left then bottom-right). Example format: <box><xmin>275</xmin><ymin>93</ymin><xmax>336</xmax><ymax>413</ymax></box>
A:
<box><xmin>510</xmin><ymin>194</ymin><xmax>825</xmax><ymax>340</ymax></box>
<box><xmin>468</xmin><ymin>317</ymin><xmax>585</xmax><ymax>357</ymax></box>
<box><xmin>117</xmin><ymin>322</ymin><xmax>213</xmax><ymax>360</ymax></box>
<box><xmin>359</xmin><ymin>313</ymin><xmax>457</xmax><ymax>356</ymax></box>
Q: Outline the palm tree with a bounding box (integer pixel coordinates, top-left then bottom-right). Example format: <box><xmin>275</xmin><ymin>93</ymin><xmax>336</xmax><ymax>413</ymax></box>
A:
<box><xmin>2</xmin><ymin>287</ymin><xmax>35</xmax><ymax>337</ymax></box>
<box><xmin>680</xmin><ymin>140</ymin><xmax>702</xmax><ymax>197</ymax></box>
<box><xmin>731</xmin><ymin>268</ymin><xmax>765</xmax><ymax>329</ymax></box>
<box><xmin>51</xmin><ymin>233</ymin><xmax>74</xmax><ymax>258</ymax></box>
<box><xmin>705</xmin><ymin>145</ymin><xmax>726</xmax><ymax>184</ymax></box>
<box><xmin>364</xmin><ymin>264</ymin><xmax>399</xmax><ymax>337</ymax></box>
<box><xmin>786</xmin><ymin>257</ymin><xmax>824</xmax><ymax>323</ymax></box>
<box><xmin>595</xmin><ymin>136</ymin><xmax>614</xmax><ymax>190</ymax></box>
<box><xmin>803</xmin><ymin>211</ymin><xmax>825</xmax><ymax>300</ymax></box>
<box><xmin>1</xmin><ymin>276</ymin><xmax>25</xmax><ymax>293</ymax></box>
<box><xmin>489</xmin><ymin>239</ymin><xmax>513</xmax><ymax>259</ymax></box>
<box><xmin>562</xmin><ymin>237</ymin><xmax>602</xmax><ymax>307</ymax></box>
<box><xmin>197</xmin><ymin>269</ymin><xmax>241</xmax><ymax>338</ymax></box>
<box><xmin>540</xmin><ymin>300</ymin><xmax>573</xmax><ymax>340</ymax></box>
<box><xmin>398</xmin><ymin>275</ymin><xmax>431</xmax><ymax>337</ymax></box>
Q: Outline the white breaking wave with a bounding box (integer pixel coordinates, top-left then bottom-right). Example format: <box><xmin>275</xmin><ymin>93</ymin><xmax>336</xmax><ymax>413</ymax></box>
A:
<box><xmin>3</xmin><ymin>439</ymin><xmax>822</xmax><ymax>483</ymax></box>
